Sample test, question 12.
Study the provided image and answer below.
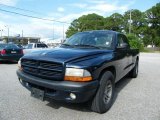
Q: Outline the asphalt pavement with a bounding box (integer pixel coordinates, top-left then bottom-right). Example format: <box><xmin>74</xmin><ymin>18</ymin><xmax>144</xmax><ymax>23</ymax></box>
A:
<box><xmin>0</xmin><ymin>53</ymin><xmax>160</xmax><ymax>120</ymax></box>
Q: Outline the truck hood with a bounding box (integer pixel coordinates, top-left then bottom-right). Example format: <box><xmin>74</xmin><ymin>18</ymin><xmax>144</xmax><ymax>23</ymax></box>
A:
<box><xmin>23</xmin><ymin>47</ymin><xmax>113</xmax><ymax>63</ymax></box>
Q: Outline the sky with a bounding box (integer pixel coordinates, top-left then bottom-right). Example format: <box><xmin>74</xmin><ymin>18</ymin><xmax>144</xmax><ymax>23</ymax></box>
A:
<box><xmin>0</xmin><ymin>0</ymin><xmax>159</xmax><ymax>39</ymax></box>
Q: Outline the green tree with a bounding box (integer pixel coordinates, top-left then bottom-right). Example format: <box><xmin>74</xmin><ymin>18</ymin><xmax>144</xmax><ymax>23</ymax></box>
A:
<box><xmin>65</xmin><ymin>19</ymin><xmax>80</xmax><ymax>38</ymax></box>
<box><xmin>66</xmin><ymin>13</ymin><xmax>104</xmax><ymax>37</ymax></box>
<box><xmin>66</xmin><ymin>2</ymin><xmax>160</xmax><ymax>48</ymax></box>
<box><xmin>127</xmin><ymin>34</ymin><xmax>144</xmax><ymax>51</ymax></box>
<box><xmin>123</xmin><ymin>9</ymin><xmax>146</xmax><ymax>35</ymax></box>
<box><xmin>144</xmin><ymin>3</ymin><xmax>160</xmax><ymax>47</ymax></box>
<box><xmin>104</xmin><ymin>13</ymin><xmax>124</xmax><ymax>32</ymax></box>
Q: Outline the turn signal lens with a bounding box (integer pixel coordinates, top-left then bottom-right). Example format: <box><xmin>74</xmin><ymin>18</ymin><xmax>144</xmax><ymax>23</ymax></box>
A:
<box><xmin>64</xmin><ymin>76</ymin><xmax>92</xmax><ymax>82</ymax></box>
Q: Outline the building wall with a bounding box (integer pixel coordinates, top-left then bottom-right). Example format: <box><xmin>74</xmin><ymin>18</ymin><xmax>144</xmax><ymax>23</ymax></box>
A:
<box><xmin>1</xmin><ymin>36</ymin><xmax>40</xmax><ymax>45</ymax></box>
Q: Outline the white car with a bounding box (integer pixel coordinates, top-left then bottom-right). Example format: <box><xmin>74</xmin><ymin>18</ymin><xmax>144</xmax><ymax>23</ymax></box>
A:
<box><xmin>23</xmin><ymin>43</ymin><xmax>48</xmax><ymax>54</ymax></box>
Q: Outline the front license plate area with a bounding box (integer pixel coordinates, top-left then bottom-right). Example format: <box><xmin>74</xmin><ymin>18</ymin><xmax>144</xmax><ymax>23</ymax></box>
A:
<box><xmin>31</xmin><ymin>88</ymin><xmax>44</xmax><ymax>101</ymax></box>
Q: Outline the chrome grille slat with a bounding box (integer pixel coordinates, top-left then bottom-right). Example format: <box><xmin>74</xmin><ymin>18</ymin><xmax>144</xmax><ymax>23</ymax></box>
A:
<box><xmin>40</xmin><ymin>62</ymin><xmax>62</xmax><ymax>70</ymax></box>
<box><xmin>39</xmin><ymin>70</ymin><xmax>61</xmax><ymax>76</ymax></box>
<box><xmin>22</xmin><ymin>60</ymin><xmax>37</xmax><ymax>67</ymax></box>
<box><xmin>21</xmin><ymin>64</ymin><xmax>38</xmax><ymax>69</ymax></box>
<box><xmin>23</xmin><ymin>66</ymin><xmax>38</xmax><ymax>73</ymax></box>
<box><xmin>38</xmin><ymin>67</ymin><xmax>62</xmax><ymax>72</ymax></box>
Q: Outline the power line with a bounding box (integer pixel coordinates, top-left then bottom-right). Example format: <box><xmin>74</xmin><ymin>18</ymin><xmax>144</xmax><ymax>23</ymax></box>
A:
<box><xmin>0</xmin><ymin>8</ymin><xmax>70</xmax><ymax>24</ymax></box>
<box><xmin>0</xmin><ymin>3</ymin><xmax>43</xmax><ymax>15</ymax></box>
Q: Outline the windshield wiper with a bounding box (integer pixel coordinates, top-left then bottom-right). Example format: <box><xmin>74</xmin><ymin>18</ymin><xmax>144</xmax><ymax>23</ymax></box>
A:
<box><xmin>73</xmin><ymin>44</ymin><xmax>101</xmax><ymax>49</ymax></box>
<box><xmin>61</xmin><ymin>44</ymin><xmax>73</xmax><ymax>47</ymax></box>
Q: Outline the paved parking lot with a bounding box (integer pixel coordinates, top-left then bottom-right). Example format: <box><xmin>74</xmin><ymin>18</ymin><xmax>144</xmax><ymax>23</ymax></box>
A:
<box><xmin>0</xmin><ymin>53</ymin><xmax>160</xmax><ymax>120</ymax></box>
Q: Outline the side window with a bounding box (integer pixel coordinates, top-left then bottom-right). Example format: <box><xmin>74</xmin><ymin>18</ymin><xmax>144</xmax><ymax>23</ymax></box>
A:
<box><xmin>37</xmin><ymin>44</ymin><xmax>48</xmax><ymax>48</ymax></box>
<box><xmin>117</xmin><ymin>34</ymin><xmax>129</xmax><ymax>47</ymax></box>
<box><xmin>43</xmin><ymin>44</ymin><xmax>48</xmax><ymax>48</ymax></box>
<box><xmin>37</xmin><ymin>44</ymin><xmax>43</xmax><ymax>48</ymax></box>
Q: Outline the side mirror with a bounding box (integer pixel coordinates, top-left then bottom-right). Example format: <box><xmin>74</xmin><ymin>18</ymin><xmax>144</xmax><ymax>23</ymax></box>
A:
<box><xmin>117</xmin><ymin>43</ymin><xmax>129</xmax><ymax>49</ymax></box>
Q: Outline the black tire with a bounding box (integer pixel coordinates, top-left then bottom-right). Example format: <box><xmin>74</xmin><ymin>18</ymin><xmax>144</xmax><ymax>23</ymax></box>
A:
<box><xmin>91</xmin><ymin>71</ymin><xmax>115</xmax><ymax>113</ymax></box>
<box><xmin>130</xmin><ymin>60</ymin><xmax>139</xmax><ymax>78</ymax></box>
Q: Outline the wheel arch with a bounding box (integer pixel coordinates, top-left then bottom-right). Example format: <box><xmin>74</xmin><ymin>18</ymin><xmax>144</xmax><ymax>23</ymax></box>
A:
<box><xmin>99</xmin><ymin>66</ymin><xmax>116</xmax><ymax>82</ymax></box>
<box><xmin>136</xmin><ymin>56</ymin><xmax>139</xmax><ymax>62</ymax></box>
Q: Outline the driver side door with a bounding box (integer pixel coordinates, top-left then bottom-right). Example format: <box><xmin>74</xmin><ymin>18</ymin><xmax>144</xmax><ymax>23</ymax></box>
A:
<box><xmin>115</xmin><ymin>34</ymin><xmax>130</xmax><ymax>80</ymax></box>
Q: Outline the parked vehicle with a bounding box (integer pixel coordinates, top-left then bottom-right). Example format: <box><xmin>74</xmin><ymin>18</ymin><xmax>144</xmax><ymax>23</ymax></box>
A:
<box><xmin>23</xmin><ymin>43</ymin><xmax>48</xmax><ymax>54</ymax></box>
<box><xmin>0</xmin><ymin>44</ymin><xmax>23</xmax><ymax>62</ymax></box>
<box><xmin>17</xmin><ymin>30</ymin><xmax>139</xmax><ymax>113</ymax></box>
<box><xmin>25</xmin><ymin>43</ymin><xmax>48</xmax><ymax>49</ymax></box>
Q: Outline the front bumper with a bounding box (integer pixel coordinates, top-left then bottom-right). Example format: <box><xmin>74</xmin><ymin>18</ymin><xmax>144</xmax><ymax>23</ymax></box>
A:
<box><xmin>17</xmin><ymin>70</ymin><xmax>99</xmax><ymax>103</ymax></box>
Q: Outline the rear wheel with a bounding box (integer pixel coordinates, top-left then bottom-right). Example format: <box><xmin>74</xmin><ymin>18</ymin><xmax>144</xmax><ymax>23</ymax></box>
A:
<box><xmin>130</xmin><ymin>60</ymin><xmax>139</xmax><ymax>78</ymax></box>
<box><xmin>91</xmin><ymin>71</ymin><xmax>115</xmax><ymax>113</ymax></box>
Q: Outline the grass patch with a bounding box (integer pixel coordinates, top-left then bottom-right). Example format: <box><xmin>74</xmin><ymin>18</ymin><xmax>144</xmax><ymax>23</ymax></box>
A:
<box><xmin>141</xmin><ymin>49</ymin><xmax>160</xmax><ymax>53</ymax></box>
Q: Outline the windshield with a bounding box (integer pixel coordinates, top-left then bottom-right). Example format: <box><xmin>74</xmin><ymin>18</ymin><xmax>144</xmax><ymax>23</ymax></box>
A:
<box><xmin>63</xmin><ymin>31</ymin><xmax>114</xmax><ymax>49</ymax></box>
<box><xmin>0</xmin><ymin>44</ymin><xmax>6</xmax><ymax>49</ymax></box>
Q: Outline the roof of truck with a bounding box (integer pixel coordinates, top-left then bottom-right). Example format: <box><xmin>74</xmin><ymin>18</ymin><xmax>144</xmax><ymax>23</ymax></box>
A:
<box><xmin>78</xmin><ymin>30</ymin><xmax>121</xmax><ymax>34</ymax></box>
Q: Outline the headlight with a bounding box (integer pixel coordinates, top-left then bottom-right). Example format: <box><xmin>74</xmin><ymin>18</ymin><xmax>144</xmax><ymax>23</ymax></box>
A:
<box><xmin>64</xmin><ymin>68</ymin><xmax>92</xmax><ymax>82</ymax></box>
<box><xmin>18</xmin><ymin>58</ymin><xmax>22</xmax><ymax>70</ymax></box>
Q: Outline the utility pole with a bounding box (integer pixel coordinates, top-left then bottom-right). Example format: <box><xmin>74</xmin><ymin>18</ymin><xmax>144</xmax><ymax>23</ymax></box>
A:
<box><xmin>0</xmin><ymin>29</ymin><xmax>3</xmax><ymax>38</ymax></box>
<box><xmin>8</xmin><ymin>27</ymin><xmax>9</xmax><ymax>43</ymax></box>
<box><xmin>21</xmin><ymin>30</ymin><xmax>23</xmax><ymax>45</ymax></box>
<box><xmin>22</xmin><ymin>30</ymin><xmax>23</xmax><ymax>37</ymax></box>
<box><xmin>129</xmin><ymin>10</ymin><xmax>132</xmax><ymax>34</ymax></box>
<box><xmin>5</xmin><ymin>25</ymin><xmax>10</xmax><ymax>43</ymax></box>
<box><xmin>62</xmin><ymin>24</ymin><xmax>64</xmax><ymax>42</ymax></box>
<box><xmin>53</xmin><ymin>22</ymin><xmax>54</xmax><ymax>40</ymax></box>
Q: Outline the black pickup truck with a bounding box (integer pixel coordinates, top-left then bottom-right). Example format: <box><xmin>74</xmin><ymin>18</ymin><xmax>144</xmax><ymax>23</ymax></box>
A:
<box><xmin>17</xmin><ymin>30</ymin><xmax>139</xmax><ymax>113</ymax></box>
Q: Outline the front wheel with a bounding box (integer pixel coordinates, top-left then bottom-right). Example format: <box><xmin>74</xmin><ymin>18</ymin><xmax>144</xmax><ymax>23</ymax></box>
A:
<box><xmin>91</xmin><ymin>71</ymin><xmax>115</xmax><ymax>113</ymax></box>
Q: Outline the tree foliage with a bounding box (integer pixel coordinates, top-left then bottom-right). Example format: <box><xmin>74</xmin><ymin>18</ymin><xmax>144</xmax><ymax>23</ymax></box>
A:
<box><xmin>66</xmin><ymin>2</ymin><xmax>160</xmax><ymax>47</ymax></box>
<box><xmin>127</xmin><ymin>34</ymin><xmax>144</xmax><ymax>51</ymax></box>
<box><xmin>66</xmin><ymin>13</ymin><xmax>104</xmax><ymax>38</ymax></box>
<box><xmin>144</xmin><ymin>3</ymin><xmax>160</xmax><ymax>47</ymax></box>
<box><xmin>104</xmin><ymin>13</ymin><xmax>124</xmax><ymax>32</ymax></box>
<box><xmin>123</xmin><ymin>9</ymin><xmax>147</xmax><ymax>35</ymax></box>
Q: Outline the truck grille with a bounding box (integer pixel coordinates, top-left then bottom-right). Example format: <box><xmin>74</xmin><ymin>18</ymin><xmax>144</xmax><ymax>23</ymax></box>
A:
<box><xmin>21</xmin><ymin>59</ymin><xmax>63</xmax><ymax>80</ymax></box>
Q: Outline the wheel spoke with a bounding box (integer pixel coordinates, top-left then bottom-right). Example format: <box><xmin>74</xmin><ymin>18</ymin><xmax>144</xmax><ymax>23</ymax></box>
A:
<box><xmin>103</xmin><ymin>80</ymin><xmax>113</xmax><ymax>104</ymax></box>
